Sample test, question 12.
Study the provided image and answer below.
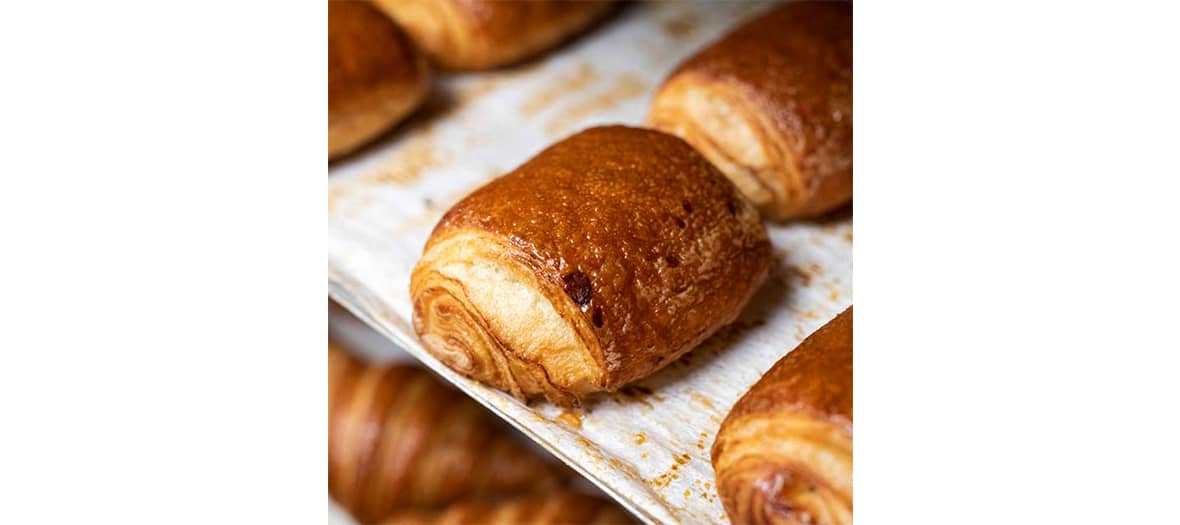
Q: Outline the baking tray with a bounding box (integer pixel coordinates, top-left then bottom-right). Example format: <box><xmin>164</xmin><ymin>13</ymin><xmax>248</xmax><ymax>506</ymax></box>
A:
<box><xmin>328</xmin><ymin>2</ymin><xmax>851</xmax><ymax>523</ymax></box>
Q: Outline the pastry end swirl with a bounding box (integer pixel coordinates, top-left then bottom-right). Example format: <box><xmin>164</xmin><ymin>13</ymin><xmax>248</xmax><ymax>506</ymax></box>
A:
<box><xmin>411</xmin><ymin>231</ymin><xmax>604</xmax><ymax>406</ymax></box>
<box><xmin>712</xmin><ymin>413</ymin><xmax>852</xmax><ymax>525</ymax></box>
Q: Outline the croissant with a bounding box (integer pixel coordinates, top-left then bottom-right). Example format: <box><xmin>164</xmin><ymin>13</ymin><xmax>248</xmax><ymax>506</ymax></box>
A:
<box><xmin>328</xmin><ymin>0</ymin><xmax>431</xmax><ymax>160</ymax></box>
<box><xmin>649</xmin><ymin>1</ymin><xmax>852</xmax><ymax>221</ymax></box>
<box><xmin>712</xmin><ymin>307</ymin><xmax>853</xmax><ymax>525</ymax></box>
<box><xmin>328</xmin><ymin>345</ymin><xmax>567</xmax><ymax>524</ymax></box>
<box><xmin>380</xmin><ymin>493</ymin><xmax>637</xmax><ymax>525</ymax></box>
<box><xmin>410</xmin><ymin>126</ymin><xmax>771</xmax><ymax>405</ymax></box>
<box><xmin>371</xmin><ymin>0</ymin><xmax>615</xmax><ymax>70</ymax></box>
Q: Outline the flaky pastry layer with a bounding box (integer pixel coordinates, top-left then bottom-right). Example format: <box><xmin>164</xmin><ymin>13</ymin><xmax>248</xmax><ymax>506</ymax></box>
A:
<box><xmin>410</xmin><ymin>126</ymin><xmax>771</xmax><ymax>406</ymax></box>
<box><xmin>411</xmin><ymin>231</ymin><xmax>603</xmax><ymax>406</ymax></box>
<box><xmin>648</xmin><ymin>1</ymin><xmax>852</xmax><ymax>221</ymax></box>
<box><xmin>650</xmin><ymin>73</ymin><xmax>798</xmax><ymax>219</ymax></box>
<box><xmin>713</xmin><ymin>307</ymin><xmax>853</xmax><ymax>525</ymax></box>
<box><xmin>713</xmin><ymin>412</ymin><xmax>852</xmax><ymax>525</ymax></box>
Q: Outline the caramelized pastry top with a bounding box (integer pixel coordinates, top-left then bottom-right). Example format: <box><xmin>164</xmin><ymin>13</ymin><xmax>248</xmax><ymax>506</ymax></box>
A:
<box><xmin>426</xmin><ymin>125</ymin><xmax>770</xmax><ymax>388</ymax></box>
<box><xmin>657</xmin><ymin>1</ymin><xmax>852</xmax><ymax>220</ymax></box>
<box><xmin>680</xmin><ymin>2</ymin><xmax>851</xmax><ymax>166</ymax></box>
<box><xmin>374</xmin><ymin>0</ymin><xmax>615</xmax><ymax>70</ymax></box>
<box><xmin>728</xmin><ymin>307</ymin><xmax>852</xmax><ymax>429</ymax></box>
<box><xmin>328</xmin><ymin>1</ymin><xmax>423</xmax><ymax>115</ymax></box>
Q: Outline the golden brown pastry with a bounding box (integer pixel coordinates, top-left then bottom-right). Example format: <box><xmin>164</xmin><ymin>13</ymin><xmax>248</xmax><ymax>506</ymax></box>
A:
<box><xmin>381</xmin><ymin>493</ymin><xmax>637</xmax><ymax>525</ymax></box>
<box><xmin>410</xmin><ymin>126</ymin><xmax>771</xmax><ymax>406</ymax></box>
<box><xmin>328</xmin><ymin>345</ymin><xmax>566</xmax><ymax>523</ymax></box>
<box><xmin>649</xmin><ymin>1</ymin><xmax>852</xmax><ymax>221</ymax></box>
<box><xmin>329</xmin><ymin>0</ymin><xmax>431</xmax><ymax>159</ymax></box>
<box><xmin>372</xmin><ymin>0</ymin><xmax>615</xmax><ymax>70</ymax></box>
<box><xmin>712</xmin><ymin>307</ymin><xmax>853</xmax><ymax>525</ymax></box>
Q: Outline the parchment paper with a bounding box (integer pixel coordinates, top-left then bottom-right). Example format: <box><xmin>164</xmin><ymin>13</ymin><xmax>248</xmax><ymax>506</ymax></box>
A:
<box><xmin>328</xmin><ymin>2</ymin><xmax>851</xmax><ymax>523</ymax></box>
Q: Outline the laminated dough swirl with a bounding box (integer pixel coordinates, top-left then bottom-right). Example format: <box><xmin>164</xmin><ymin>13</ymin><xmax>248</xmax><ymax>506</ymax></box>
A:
<box><xmin>410</xmin><ymin>126</ymin><xmax>771</xmax><ymax>405</ymax></box>
<box><xmin>649</xmin><ymin>1</ymin><xmax>852</xmax><ymax>220</ymax></box>
<box><xmin>712</xmin><ymin>307</ymin><xmax>853</xmax><ymax>525</ymax></box>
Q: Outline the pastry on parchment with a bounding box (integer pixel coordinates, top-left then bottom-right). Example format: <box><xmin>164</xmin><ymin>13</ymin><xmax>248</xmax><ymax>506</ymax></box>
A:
<box><xmin>712</xmin><ymin>307</ymin><xmax>853</xmax><ymax>525</ymax></box>
<box><xmin>373</xmin><ymin>0</ymin><xmax>615</xmax><ymax>70</ymax></box>
<box><xmin>410</xmin><ymin>125</ymin><xmax>771</xmax><ymax>406</ymax></box>
<box><xmin>329</xmin><ymin>0</ymin><xmax>431</xmax><ymax>159</ymax></box>
<box><xmin>380</xmin><ymin>492</ymin><xmax>637</xmax><ymax>525</ymax></box>
<box><xmin>328</xmin><ymin>344</ymin><xmax>566</xmax><ymax>523</ymax></box>
<box><xmin>649</xmin><ymin>1</ymin><xmax>852</xmax><ymax>220</ymax></box>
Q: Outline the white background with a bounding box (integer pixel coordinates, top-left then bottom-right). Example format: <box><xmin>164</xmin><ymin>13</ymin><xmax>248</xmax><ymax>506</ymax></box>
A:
<box><xmin>2</xmin><ymin>1</ymin><xmax>1179</xmax><ymax>523</ymax></box>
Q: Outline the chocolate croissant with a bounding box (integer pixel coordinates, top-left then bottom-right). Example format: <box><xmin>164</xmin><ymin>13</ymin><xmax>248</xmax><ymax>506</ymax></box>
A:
<box><xmin>328</xmin><ymin>345</ymin><xmax>566</xmax><ymax>524</ymax></box>
<box><xmin>712</xmin><ymin>307</ymin><xmax>853</xmax><ymax>525</ymax></box>
<box><xmin>329</xmin><ymin>0</ymin><xmax>431</xmax><ymax>160</ymax></box>
<box><xmin>380</xmin><ymin>493</ymin><xmax>637</xmax><ymax>525</ymax></box>
<box><xmin>372</xmin><ymin>0</ymin><xmax>615</xmax><ymax>70</ymax></box>
<box><xmin>411</xmin><ymin>126</ymin><xmax>771</xmax><ymax>406</ymax></box>
<box><xmin>649</xmin><ymin>1</ymin><xmax>852</xmax><ymax>221</ymax></box>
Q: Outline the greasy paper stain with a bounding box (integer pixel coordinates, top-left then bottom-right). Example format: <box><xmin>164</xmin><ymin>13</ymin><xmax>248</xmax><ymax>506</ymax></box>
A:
<box><xmin>521</xmin><ymin>63</ymin><xmax>599</xmax><ymax>117</ymax></box>
<box><xmin>650</xmin><ymin>453</ymin><xmax>693</xmax><ymax>488</ymax></box>
<box><xmin>783</xmin><ymin>264</ymin><xmax>814</xmax><ymax>287</ymax></box>
<box><xmin>455</xmin><ymin>60</ymin><xmax>547</xmax><ymax>107</ymax></box>
<box><xmin>363</xmin><ymin>132</ymin><xmax>447</xmax><ymax>187</ymax></box>
<box><xmin>690</xmin><ymin>393</ymin><xmax>714</xmax><ymax>410</ymax></box>
<box><xmin>697</xmin><ymin>319</ymin><xmax>765</xmax><ymax>355</ymax></box>
<box><xmin>555</xmin><ymin>410</ymin><xmax>583</xmax><ymax>429</ymax></box>
<box><xmin>662</xmin><ymin>13</ymin><xmax>701</xmax><ymax>38</ymax></box>
<box><xmin>545</xmin><ymin>74</ymin><xmax>647</xmax><ymax>136</ymax></box>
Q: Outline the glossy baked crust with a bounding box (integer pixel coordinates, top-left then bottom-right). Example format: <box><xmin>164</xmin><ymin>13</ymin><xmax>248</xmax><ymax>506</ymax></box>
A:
<box><xmin>712</xmin><ymin>307</ymin><xmax>852</xmax><ymax>525</ymax></box>
<box><xmin>328</xmin><ymin>346</ymin><xmax>566</xmax><ymax>523</ymax></box>
<box><xmin>328</xmin><ymin>1</ymin><xmax>431</xmax><ymax>160</ymax></box>
<box><xmin>649</xmin><ymin>1</ymin><xmax>852</xmax><ymax>220</ymax></box>
<box><xmin>380</xmin><ymin>493</ymin><xmax>637</xmax><ymax>525</ymax></box>
<box><xmin>372</xmin><ymin>0</ymin><xmax>615</xmax><ymax>70</ymax></box>
<box><xmin>411</xmin><ymin>126</ymin><xmax>771</xmax><ymax>405</ymax></box>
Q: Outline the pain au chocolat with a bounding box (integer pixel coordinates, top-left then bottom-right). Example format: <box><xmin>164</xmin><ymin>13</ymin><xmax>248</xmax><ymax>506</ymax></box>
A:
<box><xmin>712</xmin><ymin>307</ymin><xmax>853</xmax><ymax>525</ymax></box>
<box><xmin>373</xmin><ymin>0</ymin><xmax>615</xmax><ymax>70</ymax></box>
<box><xmin>410</xmin><ymin>126</ymin><xmax>770</xmax><ymax>406</ymax></box>
<box><xmin>380</xmin><ymin>492</ymin><xmax>637</xmax><ymax>525</ymax></box>
<box><xmin>328</xmin><ymin>0</ymin><xmax>431</xmax><ymax>160</ymax></box>
<box><xmin>329</xmin><ymin>344</ymin><xmax>566</xmax><ymax>524</ymax></box>
<box><xmin>649</xmin><ymin>1</ymin><xmax>852</xmax><ymax>220</ymax></box>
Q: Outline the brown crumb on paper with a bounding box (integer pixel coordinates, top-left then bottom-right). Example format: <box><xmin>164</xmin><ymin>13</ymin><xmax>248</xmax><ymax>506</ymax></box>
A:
<box><xmin>521</xmin><ymin>63</ymin><xmax>598</xmax><ymax>117</ymax></box>
<box><xmin>544</xmin><ymin>74</ymin><xmax>647</xmax><ymax>136</ymax></box>
<box><xmin>808</xmin><ymin>262</ymin><xmax>825</xmax><ymax>277</ymax></box>
<box><xmin>614</xmin><ymin>384</ymin><xmax>657</xmax><ymax>409</ymax></box>
<box><xmin>783</xmin><ymin>264</ymin><xmax>813</xmax><ymax>287</ymax></box>
<box><xmin>662</xmin><ymin>13</ymin><xmax>701</xmax><ymax>38</ymax></box>
<box><xmin>697</xmin><ymin>319</ymin><xmax>765</xmax><ymax>355</ymax></box>
<box><xmin>363</xmin><ymin>133</ymin><xmax>447</xmax><ymax>187</ymax></box>
<box><xmin>690</xmin><ymin>393</ymin><xmax>714</xmax><ymax>410</ymax></box>
<box><xmin>555</xmin><ymin>410</ymin><xmax>583</xmax><ymax>429</ymax></box>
